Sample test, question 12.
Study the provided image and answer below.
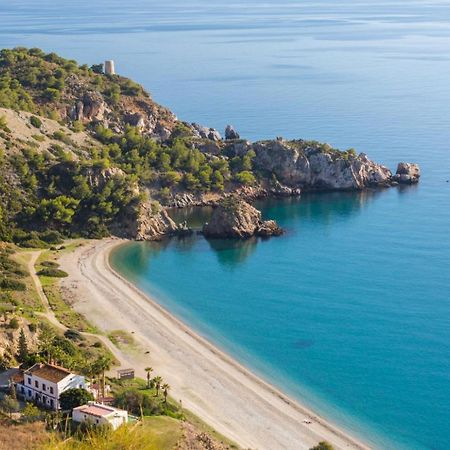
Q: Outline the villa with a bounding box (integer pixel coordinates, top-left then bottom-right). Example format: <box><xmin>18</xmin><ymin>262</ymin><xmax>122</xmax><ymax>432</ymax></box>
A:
<box><xmin>14</xmin><ymin>363</ymin><xmax>87</xmax><ymax>410</ymax></box>
<box><xmin>72</xmin><ymin>402</ymin><xmax>128</xmax><ymax>430</ymax></box>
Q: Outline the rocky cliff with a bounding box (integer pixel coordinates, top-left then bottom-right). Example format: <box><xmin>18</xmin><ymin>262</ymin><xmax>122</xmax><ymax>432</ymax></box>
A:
<box><xmin>134</xmin><ymin>203</ymin><xmax>179</xmax><ymax>241</ymax></box>
<box><xmin>203</xmin><ymin>197</ymin><xmax>283</xmax><ymax>239</ymax></box>
<box><xmin>225</xmin><ymin>139</ymin><xmax>393</xmax><ymax>191</ymax></box>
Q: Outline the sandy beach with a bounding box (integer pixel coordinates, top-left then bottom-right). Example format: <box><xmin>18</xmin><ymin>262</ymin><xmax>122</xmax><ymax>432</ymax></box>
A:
<box><xmin>59</xmin><ymin>239</ymin><xmax>371</xmax><ymax>450</ymax></box>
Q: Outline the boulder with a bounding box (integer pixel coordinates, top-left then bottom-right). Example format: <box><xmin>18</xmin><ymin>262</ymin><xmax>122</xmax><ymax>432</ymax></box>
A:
<box><xmin>208</xmin><ymin>128</ymin><xmax>222</xmax><ymax>142</ymax></box>
<box><xmin>125</xmin><ymin>112</ymin><xmax>146</xmax><ymax>129</ymax></box>
<box><xmin>257</xmin><ymin>220</ymin><xmax>283</xmax><ymax>237</ymax></box>
<box><xmin>203</xmin><ymin>197</ymin><xmax>283</xmax><ymax>239</ymax></box>
<box><xmin>191</xmin><ymin>123</ymin><xmax>222</xmax><ymax>142</ymax></box>
<box><xmin>82</xmin><ymin>92</ymin><xmax>107</xmax><ymax>121</ymax></box>
<box><xmin>225</xmin><ymin>125</ymin><xmax>240</xmax><ymax>140</ymax></box>
<box><xmin>270</xmin><ymin>180</ymin><xmax>301</xmax><ymax>197</ymax></box>
<box><xmin>392</xmin><ymin>162</ymin><xmax>420</xmax><ymax>184</ymax></box>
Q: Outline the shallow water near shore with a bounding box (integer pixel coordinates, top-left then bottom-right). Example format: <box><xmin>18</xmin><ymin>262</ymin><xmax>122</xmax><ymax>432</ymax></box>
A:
<box><xmin>111</xmin><ymin>187</ymin><xmax>449</xmax><ymax>450</ymax></box>
<box><xmin>2</xmin><ymin>0</ymin><xmax>450</xmax><ymax>448</ymax></box>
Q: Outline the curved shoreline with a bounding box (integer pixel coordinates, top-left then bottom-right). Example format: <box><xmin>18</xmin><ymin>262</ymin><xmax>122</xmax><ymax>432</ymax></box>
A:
<box><xmin>60</xmin><ymin>238</ymin><xmax>372</xmax><ymax>450</ymax></box>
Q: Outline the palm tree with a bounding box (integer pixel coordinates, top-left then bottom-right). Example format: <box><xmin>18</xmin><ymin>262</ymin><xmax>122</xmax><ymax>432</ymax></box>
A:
<box><xmin>162</xmin><ymin>383</ymin><xmax>170</xmax><ymax>403</ymax></box>
<box><xmin>85</xmin><ymin>362</ymin><xmax>100</xmax><ymax>399</ymax></box>
<box><xmin>144</xmin><ymin>367</ymin><xmax>153</xmax><ymax>389</ymax></box>
<box><xmin>93</xmin><ymin>356</ymin><xmax>112</xmax><ymax>399</ymax></box>
<box><xmin>153</xmin><ymin>376</ymin><xmax>162</xmax><ymax>397</ymax></box>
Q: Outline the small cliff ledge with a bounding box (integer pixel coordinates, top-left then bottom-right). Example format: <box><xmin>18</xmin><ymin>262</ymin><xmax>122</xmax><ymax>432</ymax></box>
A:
<box><xmin>134</xmin><ymin>203</ymin><xmax>179</xmax><ymax>241</ymax></box>
<box><xmin>203</xmin><ymin>197</ymin><xmax>283</xmax><ymax>239</ymax></box>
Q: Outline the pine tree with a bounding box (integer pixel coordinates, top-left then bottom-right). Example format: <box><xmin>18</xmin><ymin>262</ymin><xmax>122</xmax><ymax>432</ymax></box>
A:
<box><xmin>18</xmin><ymin>328</ymin><xmax>28</xmax><ymax>363</ymax></box>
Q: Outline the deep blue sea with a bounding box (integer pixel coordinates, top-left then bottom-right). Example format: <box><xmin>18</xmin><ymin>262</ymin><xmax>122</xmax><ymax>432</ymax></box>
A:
<box><xmin>2</xmin><ymin>1</ymin><xmax>450</xmax><ymax>448</ymax></box>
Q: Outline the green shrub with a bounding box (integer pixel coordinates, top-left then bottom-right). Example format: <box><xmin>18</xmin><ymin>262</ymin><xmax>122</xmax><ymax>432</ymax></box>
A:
<box><xmin>59</xmin><ymin>388</ymin><xmax>94</xmax><ymax>411</ymax></box>
<box><xmin>20</xmin><ymin>238</ymin><xmax>48</xmax><ymax>249</ymax></box>
<box><xmin>31</xmin><ymin>134</ymin><xmax>45</xmax><ymax>142</ymax></box>
<box><xmin>235</xmin><ymin>170</ymin><xmax>256</xmax><ymax>186</ymax></box>
<box><xmin>310</xmin><ymin>442</ymin><xmax>334</xmax><ymax>450</ymax></box>
<box><xmin>30</xmin><ymin>116</ymin><xmax>42</xmax><ymax>128</ymax></box>
<box><xmin>0</xmin><ymin>116</ymin><xmax>10</xmax><ymax>132</ymax></box>
<box><xmin>43</xmin><ymin>88</ymin><xmax>61</xmax><ymax>101</ymax></box>
<box><xmin>37</xmin><ymin>268</ymin><xmax>68</xmax><ymax>278</ymax></box>
<box><xmin>39</xmin><ymin>230</ymin><xmax>64</xmax><ymax>244</ymax></box>
<box><xmin>64</xmin><ymin>329</ymin><xmax>84</xmax><ymax>341</ymax></box>
<box><xmin>0</xmin><ymin>278</ymin><xmax>26</xmax><ymax>291</ymax></box>
<box><xmin>8</xmin><ymin>317</ymin><xmax>20</xmax><ymax>329</ymax></box>
<box><xmin>71</xmin><ymin>120</ymin><xmax>85</xmax><ymax>132</ymax></box>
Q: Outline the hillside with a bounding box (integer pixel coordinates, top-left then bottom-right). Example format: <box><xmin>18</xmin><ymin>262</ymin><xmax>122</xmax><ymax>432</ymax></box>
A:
<box><xmin>0</xmin><ymin>47</ymin><xmax>413</xmax><ymax>243</ymax></box>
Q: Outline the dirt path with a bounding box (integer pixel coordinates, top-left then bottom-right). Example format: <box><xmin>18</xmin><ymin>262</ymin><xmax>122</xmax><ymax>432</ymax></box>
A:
<box><xmin>25</xmin><ymin>250</ymin><xmax>132</xmax><ymax>373</ymax></box>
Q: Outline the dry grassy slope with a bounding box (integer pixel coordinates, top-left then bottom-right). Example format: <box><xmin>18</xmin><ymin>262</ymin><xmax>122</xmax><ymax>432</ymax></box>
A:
<box><xmin>0</xmin><ymin>107</ymin><xmax>97</xmax><ymax>159</ymax></box>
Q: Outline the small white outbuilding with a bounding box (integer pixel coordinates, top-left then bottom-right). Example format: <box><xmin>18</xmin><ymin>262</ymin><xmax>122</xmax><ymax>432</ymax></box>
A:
<box><xmin>72</xmin><ymin>402</ymin><xmax>128</xmax><ymax>430</ymax></box>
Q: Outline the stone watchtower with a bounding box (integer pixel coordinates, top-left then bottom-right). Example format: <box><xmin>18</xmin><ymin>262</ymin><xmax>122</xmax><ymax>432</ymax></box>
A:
<box><xmin>104</xmin><ymin>60</ymin><xmax>115</xmax><ymax>75</ymax></box>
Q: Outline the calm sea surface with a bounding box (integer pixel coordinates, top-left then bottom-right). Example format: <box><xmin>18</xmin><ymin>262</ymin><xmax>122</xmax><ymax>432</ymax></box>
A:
<box><xmin>2</xmin><ymin>1</ymin><xmax>450</xmax><ymax>448</ymax></box>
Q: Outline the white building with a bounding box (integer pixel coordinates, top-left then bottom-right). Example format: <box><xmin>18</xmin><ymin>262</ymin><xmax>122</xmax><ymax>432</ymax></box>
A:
<box><xmin>72</xmin><ymin>402</ymin><xmax>128</xmax><ymax>430</ymax></box>
<box><xmin>15</xmin><ymin>363</ymin><xmax>87</xmax><ymax>410</ymax></box>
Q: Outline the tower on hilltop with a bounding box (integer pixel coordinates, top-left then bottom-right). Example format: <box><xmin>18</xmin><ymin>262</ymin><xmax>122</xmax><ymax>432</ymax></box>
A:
<box><xmin>104</xmin><ymin>60</ymin><xmax>115</xmax><ymax>75</ymax></box>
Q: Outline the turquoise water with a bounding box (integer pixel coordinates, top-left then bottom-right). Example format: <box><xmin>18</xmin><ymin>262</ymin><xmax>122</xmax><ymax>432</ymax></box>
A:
<box><xmin>2</xmin><ymin>1</ymin><xmax>450</xmax><ymax>448</ymax></box>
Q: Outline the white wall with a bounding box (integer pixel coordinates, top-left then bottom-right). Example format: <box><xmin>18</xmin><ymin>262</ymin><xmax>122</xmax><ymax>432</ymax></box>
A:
<box><xmin>72</xmin><ymin>409</ymin><xmax>128</xmax><ymax>431</ymax></box>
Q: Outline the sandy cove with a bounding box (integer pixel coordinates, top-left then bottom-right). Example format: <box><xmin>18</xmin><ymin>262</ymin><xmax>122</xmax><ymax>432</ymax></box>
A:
<box><xmin>59</xmin><ymin>239</ymin><xmax>371</xmax><ymax>450</ymax></box>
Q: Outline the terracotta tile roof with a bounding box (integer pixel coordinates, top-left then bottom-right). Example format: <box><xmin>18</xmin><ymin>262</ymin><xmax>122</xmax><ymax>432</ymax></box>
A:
<box><xmin>11</xmin><ymin>372</ymin><xmax>24</xmax><ymax>384</ymax></box>
<box><xmin>74</xmin><ymin>403</ymin><xmax>120</xmax><ymax>418</ymax></box>
<box><xmin>25</xmin><ymin>363</ymin><xmax>73</xmax><ymax>383</ymax></box>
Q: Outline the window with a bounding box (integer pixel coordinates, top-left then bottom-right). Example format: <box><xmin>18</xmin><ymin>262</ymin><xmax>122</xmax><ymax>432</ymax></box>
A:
<box><xmin>21</xmin><ymin>387</ymin><xmax>24</xmax><ymax>394</ymax></box>
<box><xmin>50</xmin><ymin>399</ymin><xmax>54</xmax><ymax>408</ymax></box>
<box><xmin>27</xmin><ymin>377</ymin><xmax>31</xmax><ymax>385</ymax></box>
<box><xmin>50</xmin><ymin>387</ymin><xmax>54</xmax><ymax>394</ymax></box>
<box><xmin>35</xmin><ymin>380</ymin><xmax>39</xmax><ymax>388</ymax></box>
<box><xmin>42</xmin><ymin>383</ymin><xmax>46</xmax><ymax>391</ymax></box>
<box><xmin>28</xmin><ymin>389</ymin><xmax>31</xmax><ymax>396</ymax></box>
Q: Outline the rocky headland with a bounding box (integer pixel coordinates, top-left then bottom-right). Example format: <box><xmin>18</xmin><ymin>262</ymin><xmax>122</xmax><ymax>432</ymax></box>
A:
<box><xmin>0</xmin><ymin>48</ymin><xmax>421</xmax><ymax>243</ymax></box>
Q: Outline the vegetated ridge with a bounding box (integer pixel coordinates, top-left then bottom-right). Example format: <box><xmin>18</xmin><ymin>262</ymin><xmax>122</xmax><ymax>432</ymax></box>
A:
<box><xmin>0</xmin><ymin>47</ymin><xmax>420</xmax><ymax>244</ymax></box>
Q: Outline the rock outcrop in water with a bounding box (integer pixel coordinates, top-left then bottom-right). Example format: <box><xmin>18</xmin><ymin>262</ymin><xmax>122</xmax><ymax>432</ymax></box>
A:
<box><xmin>392</xmin><ymin>162</ymin><xmax>421</xmax><ymax>184</ymax></box>
<box><xmin>203</xmin><ymin>197</ymin><xmax>283</xmax><ymax>239</ymax></box>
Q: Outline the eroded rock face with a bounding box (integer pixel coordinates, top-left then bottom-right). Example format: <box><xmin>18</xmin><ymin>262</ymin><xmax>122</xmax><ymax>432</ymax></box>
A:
<box><xmin>135</xmin><ymin>205</ymin><xmax>178</xmax><ymax>241</ymax></box>
<box><xmin>69</xmin><ymin>91</ymin><xmax>108</xmax><ymax>122</ymax></box>
<box><xmin>230</xmin><ymin>140</ymin><xmax>393</xmax><ymax>190</ymax></box>
<box><xmin>125</xmin><ymin>112</ymin><xmax>146</xmax><ymax>129</ymax></box>
<box><xmin>86</xmin><ymin>167</ymin><xmax>128</xmax><ymax>189</ymax></box>
<box><xmin>203</xmin><ymin>198</ymin><xmax>283</xmax><ymax>239</ymax></box>
<box><xmin>393</xmin><ymin>162</ymin><xmax>420</xmax><ymax>184</ymax></box>
<box><xmin>225</xmin><ymin>125</ymin><xmax>240</xmax><ymax>140</ymax></box>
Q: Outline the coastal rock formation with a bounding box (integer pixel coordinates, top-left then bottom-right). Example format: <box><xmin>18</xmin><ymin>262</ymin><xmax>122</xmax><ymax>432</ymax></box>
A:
<box><xmin>203</xmin><ymin>197</ymin><xmax>283</xmax><ymax>239</ymax></box>
<box><xmin>270</xmin><ymin>180</ymin><xmax>302</xmax><ymax>197</ymax></box>
<box><xmin>191</xmin><ymin>123</ymin><xmax>222</xmax><ymax>141</ymax></box>
<box><xmin>226</xmin><ymin>139</ymin><xmax>393</xmax><ymax>190</ymax></box>
<box><xmin>225</xmin><ymin>125</ymin><xmax>240</xmax><ymax>140</ymax></box>
<box><xmin>393</xmin><ymin>162</ymin><xmax>420</xmax><ymax>184</ymax></box>
<box><xmin>135</xmin><ymin>204</ymin><xmax>179</xmax><ymax>241</ymax></box>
